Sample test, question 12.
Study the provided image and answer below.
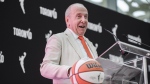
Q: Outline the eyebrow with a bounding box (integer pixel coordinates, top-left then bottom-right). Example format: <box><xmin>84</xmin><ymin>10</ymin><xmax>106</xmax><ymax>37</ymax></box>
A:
<box><xmin>76</xmin><ymin>13</ymin><xmax>88</xmax><ymax>16</ymax></box>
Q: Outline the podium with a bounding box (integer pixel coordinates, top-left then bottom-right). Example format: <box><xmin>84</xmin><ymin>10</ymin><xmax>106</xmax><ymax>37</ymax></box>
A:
<box><xmin>96</xmin><ymin>41</ymin><xmax>150</xmax><ymax>84</ymax></box>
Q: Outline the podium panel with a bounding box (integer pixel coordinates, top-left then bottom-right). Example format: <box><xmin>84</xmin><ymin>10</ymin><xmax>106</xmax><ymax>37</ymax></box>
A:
<box><xmin>96</xmin><ymin>41</ymin><xmax>150</xmax><ymax>84</ymax></box>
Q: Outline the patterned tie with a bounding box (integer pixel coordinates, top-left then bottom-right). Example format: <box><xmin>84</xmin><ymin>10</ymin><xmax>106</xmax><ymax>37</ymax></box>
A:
<box><xmin>78</xmin><ymin>36</ymin><xmax>93</xmax><ymax>58</ymax></box>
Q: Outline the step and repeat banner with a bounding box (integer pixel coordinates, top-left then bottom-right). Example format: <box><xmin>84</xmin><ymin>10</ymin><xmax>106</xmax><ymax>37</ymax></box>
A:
<box><xmin>0</xmin><ymin>0</ymin><xmax>150</xmax><ymax>83</ymax></box>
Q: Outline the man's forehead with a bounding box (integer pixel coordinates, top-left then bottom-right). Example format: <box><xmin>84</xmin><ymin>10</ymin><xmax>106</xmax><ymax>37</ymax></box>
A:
<box><xmin>71</xmin><ymin>4</ymin><xmax>87</xmax><ymax>10</ymax></box>
<box><xmin>71</xmin><ymin>6</ymin><xmax>88</xmax><ymax>13</ymax></box>
<box><xmin>75</xmin><ymin>12</ymin><xmax>88</xmax><ymax>16</ymax></box>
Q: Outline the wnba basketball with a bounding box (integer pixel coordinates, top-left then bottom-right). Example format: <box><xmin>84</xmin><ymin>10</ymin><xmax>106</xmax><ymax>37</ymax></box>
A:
<box><xmin>69</xmin><ymin>58</ymin><xmax>104</xmax><ymax>84</ymax></box>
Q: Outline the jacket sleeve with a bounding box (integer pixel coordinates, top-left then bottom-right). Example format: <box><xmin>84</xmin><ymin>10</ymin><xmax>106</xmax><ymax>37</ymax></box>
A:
<box><xmin>40</xmin><ymin>34</ymin><xmax>71</xmax><ymax>79</ymax></box>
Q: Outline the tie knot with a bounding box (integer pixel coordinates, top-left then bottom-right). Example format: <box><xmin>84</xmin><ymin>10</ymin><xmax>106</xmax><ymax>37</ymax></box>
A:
<box><xmin>78</xmin><ymin>36</ymin><xmax>84</xmax><ymax>41</ymax></box>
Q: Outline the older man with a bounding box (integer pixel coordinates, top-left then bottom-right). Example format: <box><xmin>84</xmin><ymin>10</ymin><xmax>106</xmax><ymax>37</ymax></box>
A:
<box><xmin>40</xmin><ymin>3</ymin><xmax>98</xmax><ymax>84</ymax></box>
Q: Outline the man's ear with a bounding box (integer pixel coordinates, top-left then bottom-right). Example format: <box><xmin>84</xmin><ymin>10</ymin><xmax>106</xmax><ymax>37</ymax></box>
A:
<box><xmin>65</xmin><ymin>16</ymin><xmax>69</xmax><ymax>27</ymax></box>
<box><xmin>65</xmin><ymin>16</ymin><xmax>69</xmax><ymax>23</ymax></box>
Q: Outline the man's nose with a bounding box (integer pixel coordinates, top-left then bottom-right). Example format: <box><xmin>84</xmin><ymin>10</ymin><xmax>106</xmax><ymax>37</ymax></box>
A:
<box><xmin>81</xmin><ymin>17</ymin><xmax>87</xmax><ymax>23</ymax></box>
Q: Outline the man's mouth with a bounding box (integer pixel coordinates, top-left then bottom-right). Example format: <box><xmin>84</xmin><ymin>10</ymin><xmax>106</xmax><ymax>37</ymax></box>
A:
<box><xmin>79</xmin><ymin>26</ymin><xmax>85</xmax><ymax>28</ymax></box>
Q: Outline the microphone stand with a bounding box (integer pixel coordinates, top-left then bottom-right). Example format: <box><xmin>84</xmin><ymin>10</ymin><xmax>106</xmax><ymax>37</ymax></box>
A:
<box><xmin>103</xmin><ymin>28</ymin><xmax>129</xmax><ymax>56</ymax></box>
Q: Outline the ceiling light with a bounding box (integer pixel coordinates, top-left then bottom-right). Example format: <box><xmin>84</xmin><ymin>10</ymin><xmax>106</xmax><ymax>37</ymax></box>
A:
<box><xmin>127</xmin><ymin>0</ymin><xmax>132</xmax><ymax>2</ymax></box>
<box><xmin>144</xmin><ymin>19</ymin><xmax>149</xmax><ymax>22</ymax></box>
<box><xmin>132</xmin><ymin>10</ymin><xmax>146</xmax><ymax>17</ymax></box>
<box><xmin>131</xmin><ymin>2</ymin><xmax>139</xmax><ymax>8</ymax></box>
<box><xmin>117</xmin><ymin>0</ymin><xmax>129</xmax><ymax>12</ymax></box>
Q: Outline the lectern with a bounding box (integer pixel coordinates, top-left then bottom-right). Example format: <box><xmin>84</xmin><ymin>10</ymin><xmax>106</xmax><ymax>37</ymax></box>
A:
<box><xmin>96</xmin><ymin>41</ymin><xmax>150</xmax><ymax>84</ymax></box>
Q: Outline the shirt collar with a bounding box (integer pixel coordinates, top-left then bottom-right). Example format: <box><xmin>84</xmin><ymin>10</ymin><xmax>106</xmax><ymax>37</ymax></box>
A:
<box><xmin>67</xmin><ymin>28</ymin><xmax>85</xmax><ymax>40</ymax></box>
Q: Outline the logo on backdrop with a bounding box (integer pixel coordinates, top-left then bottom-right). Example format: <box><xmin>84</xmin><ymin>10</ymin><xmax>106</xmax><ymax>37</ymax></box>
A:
<box><xmin>127</xmin><ymin>34</ymin><xmax>141</xmax><ymax>45</ymax></box>
<box><xmin>40</xmin><ymin>6</ymin><xmax>57</xmax><ymax>19</ymax></box>
<box><xmin>19</xmin><ymin>0</ymin><xmax>25</xmax><ymax>14</ymax></box>
<box><xmin>112</xmin><ymin>24</ymin><xmax>118</xmax><ymax>42</ymax></box>
<box><xmin>13</xmin><ymin>27</ymin><xmax>32</xmax><ymax>40</ymax></box>
<box><xmin>110</xmin><ymin>24</ymin><xmax>142</xmax><ymax>45</ymax></box>
<box><xmin>19</xmin><ymin>52</ymin><xmax>26</xmax><ymax>73</ymax></box>
<box><xmin>132</xmin><ymin>56</ymin><xmax>139</xmax><ymax>67</ymax></box>
<box><xmin>0</xmin><ymin>51</ymin><xmax>4</xmax><ymax>63</ymax></box>
<box><xmin>0</xmin><ymin>0</ymin><xmax>4</xmax><ymax>2</ymax></box>
<box><xmin>45</xmin><ymin>30</ymin><xmax>53</xmax><ymax>42</ymax></box>
<box><xmin>124</xmin><ymin>56</ymin><xmax>142</xmax><ymax>68</ymax></box>
<box><xmin>109</xmin><ymin>54</ymin><xmax>124</xmax><ymax>64</ymax></box>
<box><xmin>95</xmin><ymin>43</ymin><xmax>98</xmax><ymax>50</ymax></box>
<box><xmin>88</xmin><ymin>22</ymin><xmax>102</xmax><ymax>33</ymax></box>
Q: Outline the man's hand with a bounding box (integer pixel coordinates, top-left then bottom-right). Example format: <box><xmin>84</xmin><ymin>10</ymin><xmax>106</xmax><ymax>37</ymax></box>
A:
<box><xmin>67</xmin><ymin>67</ymin><xmax>72</xmax><ymax>77</ymax></box>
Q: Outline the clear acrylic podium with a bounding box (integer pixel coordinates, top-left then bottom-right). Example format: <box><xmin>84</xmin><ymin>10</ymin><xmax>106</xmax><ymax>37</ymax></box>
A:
<box><xmin>96</xmin><ymin>41</ymin><xmax>150</xmax><ymax>84</ymax></box>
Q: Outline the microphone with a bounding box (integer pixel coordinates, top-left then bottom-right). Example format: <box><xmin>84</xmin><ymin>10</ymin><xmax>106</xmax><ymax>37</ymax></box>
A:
<box><xmin>122</xmin><ymin>34</ymin><xmax>150</xmax><ymax>48</ymax></box>
<box><xmin>103</xmin><ymin>28</ymin><xmax>129</xmax><ymax>56</ymax></box>
<box><xmin>103</xmin><ymin>28</ymin><xmax>120</xmax><ymax>42</ymax></box>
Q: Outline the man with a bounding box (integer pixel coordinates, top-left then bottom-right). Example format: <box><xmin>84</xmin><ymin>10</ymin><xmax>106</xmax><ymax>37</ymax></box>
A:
<box><xmin>40</xmin><ymin>3</ymin><xmax>98</xmax><ymax>84</ymax></box>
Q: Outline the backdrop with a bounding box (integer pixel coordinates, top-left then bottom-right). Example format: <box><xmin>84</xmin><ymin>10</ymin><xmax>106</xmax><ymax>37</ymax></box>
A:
<box><xmin>0</xmin><ymin>0</ymin><xmax>150</xmax><ymax>84</ymax></box>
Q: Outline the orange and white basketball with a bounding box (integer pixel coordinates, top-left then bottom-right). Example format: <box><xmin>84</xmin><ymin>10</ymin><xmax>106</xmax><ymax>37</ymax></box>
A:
<box><xmin>69</xmin><ymin>58</ymin><xmax>104</xmax><ymax>84</ymax></box>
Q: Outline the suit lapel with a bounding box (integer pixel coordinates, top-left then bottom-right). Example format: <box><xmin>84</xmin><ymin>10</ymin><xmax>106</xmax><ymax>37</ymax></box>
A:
<box><xmin>64</xmin><ymin>29</ymin><xmax>84</xmax><ymax>58</ymax></box>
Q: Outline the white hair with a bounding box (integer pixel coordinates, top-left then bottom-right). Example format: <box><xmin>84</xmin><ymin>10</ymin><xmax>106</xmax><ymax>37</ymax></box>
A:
<box><xmin>65</xmin><ymin>3</ymin><xmax>86</xmax><ymax>17</ymax></box>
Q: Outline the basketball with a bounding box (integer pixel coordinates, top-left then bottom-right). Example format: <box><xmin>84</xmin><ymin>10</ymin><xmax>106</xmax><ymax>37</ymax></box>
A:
<box><xmin>69</xmin><ymin>58</ymin><xmax>104</xmax><ymax>84</ymax></box>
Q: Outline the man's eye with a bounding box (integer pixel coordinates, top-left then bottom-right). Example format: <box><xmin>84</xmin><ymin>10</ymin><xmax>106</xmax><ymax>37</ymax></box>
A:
<box><xmin>77</xmin><ymin>15</ymin><xmax>81</xmax><ymax>18</ymax></box>
<box><xmin>85</xmin><ymin>15</ymin><xmax>88</xmax><ymax>19</ymax></box>
<box><xmin>85</xmin><ymin>16</ymin><xmax>87</xmax><ymax>19</ymax></box>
